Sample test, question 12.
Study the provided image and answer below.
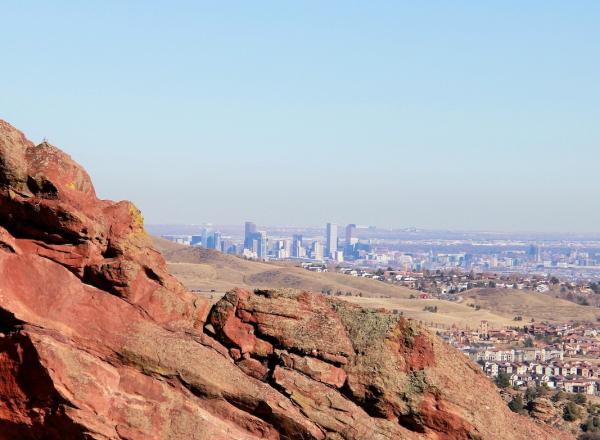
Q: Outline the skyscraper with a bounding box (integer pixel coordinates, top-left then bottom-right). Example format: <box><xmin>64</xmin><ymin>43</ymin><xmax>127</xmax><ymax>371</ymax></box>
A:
<box><xmin>255</xmin><ymin>231</ymin><xmax>267</xmax><ymax>259</ymax></box>
<box><xmin>325</xmin><ymin>222</ymin><xmax>337</xmax><ymax>259</ymax></box>
<box><xmin>244</xmin><ymin>221</ymin><xmax>257</xmax><ymax>250</ymax></box>
<box><xmin>344</xmin><ymin>224</ymin><xmax>356</xmax><ymax>258</ymax></box>
<box><xmin>201</xmin><ymin>228</ymin><xmax>209</xmax><ymax>248</ymax></box>
<box><xmin>206</xmin><ymin>235</ymin><xmax>214</xmax><ymax>249</ymax></box>
<box><xmin>311</xmin><ymin>241</ymin><xmax>323</xmax><ymax>261</ymax></box>
<box><xmin>212</xmin><ymin>231</ymin><xmax>222</xmax><ymax>251</ymax></box>
<box><xmin>292</xmin><ymin>234</ymin><xmax>303</xmax><ymax>258</ymax></box>
<box><xmin>345</xmin><ymin>224</ymin><xmax>356</xmax><ymax>245</ymax></box>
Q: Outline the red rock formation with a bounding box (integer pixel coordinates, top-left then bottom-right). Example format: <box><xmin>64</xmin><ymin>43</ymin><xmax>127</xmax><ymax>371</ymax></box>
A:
<box><xmin>0</xmin><ymin>120</ymin><xmax>572</xmax><ymax>439</ymax></box>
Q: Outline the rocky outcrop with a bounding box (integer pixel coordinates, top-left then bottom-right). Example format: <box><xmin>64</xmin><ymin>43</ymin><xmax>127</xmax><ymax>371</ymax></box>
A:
<box><xmin>0</xmin><ymin>120</ymin><xmax>572</xmax><ymax>439</ymax></box>
<box><xmin>529</xmin><ymin>398</ymin><xmax>559</xmax><ymax>423</ymax></box>
<box><xmin>0</xmin><ymin>120</ymin><xmax>208</xmax><ymax>330</ymax></box>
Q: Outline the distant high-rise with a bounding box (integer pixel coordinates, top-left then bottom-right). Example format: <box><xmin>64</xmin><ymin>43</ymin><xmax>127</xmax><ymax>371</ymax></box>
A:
<box><xmin>325</xmin><ymin>222</ymin><xmax>338</xmax><ymax>259</ymax></box>
<box><xmin>255</xmin><ymin>231</ymin><xmax>267</xmax><ymax>259</ymax></box>
<box><xmin>344</xmin><ymin>224</ymin><xmax>356</xmax><ymax>258</ymax></box>
<box><xmin>212</xmin><ymin>231</ymin><xmax>222</xmax><ymax>251</ymax></box>
<box><xmin>244</xmin><ymin>221</ymin><xmax>257</xmax><ymax>250</ymax></box>
<box><xmin>311</xmin><ymin>241</ymin><xmax>323</xmax><ymax>261</ymax></box>
<box><xmin>345</xmin><ymin>224</ymin><xmax>356</xmax><ymax>245</ymax></box>
<box><xmin>292</xmin><ymin>234</ymin><xmax>303</xmax><ymax>258</ymax></box>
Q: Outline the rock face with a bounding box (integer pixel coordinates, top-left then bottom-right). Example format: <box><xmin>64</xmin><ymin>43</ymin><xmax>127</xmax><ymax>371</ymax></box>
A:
<box><xmin>0</xmin><ymin>120</ymin><xmax>572</xmax><ymax>439</ymax></box>
<box><xmin>529</xmin><ymin>398</ymin><xmax>559</xmax><ymax>424</ymax></box>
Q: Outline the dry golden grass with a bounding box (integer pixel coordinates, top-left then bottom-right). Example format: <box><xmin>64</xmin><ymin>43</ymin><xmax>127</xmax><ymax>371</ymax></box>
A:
<box><xmin>155</xmin><ymin>237</ymin><xmax>517</xmax><ymax>329</ymax></box>
<box><xmin>462</xmin><ymin>288</ymin><xmax>600</xmax><ymax>323</ymax></box>
<box><xmin>343</xmin><ymin>296</ymin><xmax>516</xmax><ymax>330</ymax></box>
<box><xmin>155</xmin><ymin>237</ymin><xmax>417</xmax><ymax>298</ymax></box>
<box><xmin>155</xmin><ymin>238</ymin><xmax>600</xmax><ymax>328</ymax></box>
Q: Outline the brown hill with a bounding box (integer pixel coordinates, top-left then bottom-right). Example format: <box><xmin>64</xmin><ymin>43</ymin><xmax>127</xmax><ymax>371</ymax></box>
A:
<box><xmin>462</xmin><ymin>288</ymin><xmax>600</xmax><ymax>323</ymax></box>
<box><xmin>0</xmin><ymin>120</ymin><xmax>570</xmax><ymax>439</ymax></box>
<box><xmin>153</xmin><ymin>236</ymin><xmax>418</xmax><ymax>298</ymax></box>
<box><xmin>153</xmin><ymin>238</ymin><xmax>519</xmax><ymax>329</ymax></box>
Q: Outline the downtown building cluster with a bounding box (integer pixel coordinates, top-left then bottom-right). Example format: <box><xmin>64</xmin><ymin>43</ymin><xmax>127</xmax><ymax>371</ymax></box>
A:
<box><xmin>162</xmin><ymin>221</ymin><xmax>370</xmax><ymax>263</ymax></box>
<box><xmin>238</xmin><ymin>221</ymin><xmax>363</xmax><ymax>262</ymax></box>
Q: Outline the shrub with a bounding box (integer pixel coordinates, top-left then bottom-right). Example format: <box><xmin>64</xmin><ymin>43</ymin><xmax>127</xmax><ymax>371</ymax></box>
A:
<box><xmin>495</xmin><ymin>372</ymin><xmax>511</xmax><ymax>389</ymax></box>
<box><xmin>583</xmin><ymin>416</ymin><xmax>600</xmax><ymax>433</ymax></box>
<box><xmin>564</xmin><ymin>401</ymin><xmax>582</xmax><ymax>421</ymax></box>
<box><xmin>524</xmin><ymin>384</ymin><xmax>549</xmax><ymax>402</ymax></box>
<box><xmin>537</xmin><ymin>384</ymin><xmax>549</xmax><ymax>397</ymax></box>
<box><xmin>508</xmin><ymin>394</ymin><xmax>524</xmax><ymax>413</ymax></box>
<box><xmin>577</xmin><ymin>296</ymin><xmax>591</xmax><ymax>306</ymax></box>
<box><xmin>524</xmin><ymin>337</ymin><xmax>534</xmax><ymax>348</ymax></box>
<box><xmin>524</xmin><ymin>386</ymin><xmax>538</xmax><ymax>402</ymax></box>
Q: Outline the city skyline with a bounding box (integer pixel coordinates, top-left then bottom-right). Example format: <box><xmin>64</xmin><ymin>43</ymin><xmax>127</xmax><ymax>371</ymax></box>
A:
<box><xmin>156</xmin><ymin>219</ymin><xmax>600</xmax><ymax>282</ymax></box>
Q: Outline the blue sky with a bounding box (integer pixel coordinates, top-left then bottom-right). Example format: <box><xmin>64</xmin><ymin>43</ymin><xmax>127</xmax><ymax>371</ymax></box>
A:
<box><xmin>2</xmin><ymin>1</ymin><xmax>599</xmax><ymax>232</ymax></box>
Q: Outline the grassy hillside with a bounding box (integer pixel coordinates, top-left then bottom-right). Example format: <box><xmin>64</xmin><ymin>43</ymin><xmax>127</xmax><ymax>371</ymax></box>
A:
<box><xmin>153</xmin><ymin>237</ymin><xmax>524</xmax><ymax>329</ymax></box>
<box><xmin>462</xmin><ymin>288</ymin><xmax>600</xmax><ymax>323</ymax></box>
<box><xmin>344</xmin><ymin>296</ymin><xmax>516</xmax><ymax>329</ymax></box>
<box><xmin>154</xmin><ymin>237</ymin><xmax>416</xmax><ymax>298</ymax></box>
<box><xmin>155</xmin><ymin>238</ymin><xmax>600</xmax><ymax>327</ymax></box>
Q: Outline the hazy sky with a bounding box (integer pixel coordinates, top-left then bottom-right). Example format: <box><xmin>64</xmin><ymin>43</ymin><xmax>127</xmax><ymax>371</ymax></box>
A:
<box><xmin>2</xmin><ymin>2</ymin><xmax>599</xmax><ymax>232</ymax></box>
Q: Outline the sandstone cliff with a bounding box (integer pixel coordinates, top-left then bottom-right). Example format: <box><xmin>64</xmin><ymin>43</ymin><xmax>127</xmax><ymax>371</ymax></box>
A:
<box><xmin>0</xmin><ymin>120</ymin><xmax>571</xmax><ymax>439</ymax></box>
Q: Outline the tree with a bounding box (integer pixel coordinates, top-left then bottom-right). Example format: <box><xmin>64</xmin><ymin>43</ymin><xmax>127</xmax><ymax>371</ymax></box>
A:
<box><xmin>536</xmin><ymin>384</ymin><xmax>549</xmax><ymax>397</ymax></box>
<box><xmin>508</xmin><ymin>394</ymin><xmax>524</xmax><ymax>413</ymax></box>
<box><xmin>577</xmin><ymin>296</ymin><xmax>590</xmax><ymax>306</ymax></box>
<box><xmin>495</xmin><ymin>372</ymin><xmax>511</xmax><ymax>389</ymax></box>
<box><xmin>524</xmin><ymin>337</ymin><xmax>534</xmax><ymax>348</ymax></box>
<box><xmin>573</xmin><ymin>393</ymin><xmax>587</xmax><ymax>405</ymax></box>
<box><xmin>524</xmin><ymin>386</ymin><xmax>538</xmax><ymax>402</ymax></box>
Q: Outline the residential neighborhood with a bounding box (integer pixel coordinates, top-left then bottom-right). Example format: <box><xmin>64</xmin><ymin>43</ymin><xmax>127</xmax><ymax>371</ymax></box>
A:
<box><xmin>436</xmin><ymin>320</ymin><xmax>600</xmax><ymax>396</ymax></box>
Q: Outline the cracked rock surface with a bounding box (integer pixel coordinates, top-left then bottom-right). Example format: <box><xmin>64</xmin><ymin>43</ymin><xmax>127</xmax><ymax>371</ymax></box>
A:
<box><xmin>0</xmin><ymin>120</ymin><xmax>571</xmax><ymax>439</ymax></box>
